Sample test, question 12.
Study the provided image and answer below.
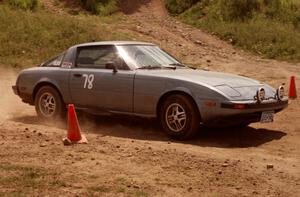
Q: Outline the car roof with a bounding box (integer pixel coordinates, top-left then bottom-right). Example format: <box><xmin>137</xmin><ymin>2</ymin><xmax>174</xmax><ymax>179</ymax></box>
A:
<box><xmin>74</xmin><ymin>41</ymin><xmax>155</xmax><ymax>48</ymax></box>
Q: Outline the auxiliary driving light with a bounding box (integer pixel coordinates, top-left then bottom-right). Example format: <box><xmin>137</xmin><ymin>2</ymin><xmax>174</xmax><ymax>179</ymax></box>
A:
<box><xmin>256</xmin><ymin>87</ymin><xmax>265</xmax><ymax>102</ymax></box>
<box><xmin>277</xmin><ymin>86</ymin><xmax>285</xmax><ymax>100</ymax></box>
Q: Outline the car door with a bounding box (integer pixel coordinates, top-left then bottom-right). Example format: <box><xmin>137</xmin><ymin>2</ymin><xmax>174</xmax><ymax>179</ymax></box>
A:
<box><xmin>69</xmin><ymin>45</ymin><xmax>135</xmax><ymax>113</ymax></box>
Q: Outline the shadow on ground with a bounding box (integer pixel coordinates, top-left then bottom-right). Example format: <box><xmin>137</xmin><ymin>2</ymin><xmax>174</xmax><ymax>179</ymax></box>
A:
<box><xmin>11</xmin><ymin>114</ymin><xmax>286</xmax><ymax>148</ymax></box>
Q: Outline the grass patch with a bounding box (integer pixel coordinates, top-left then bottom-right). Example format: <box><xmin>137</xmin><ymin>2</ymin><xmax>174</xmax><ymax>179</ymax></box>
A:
<box><xmin>3</xmin><ymin>0</ymin><xmax>38</xmax><ymax>10</ymax></box>
<box><xmin>0</xmin><ymin>5</ymin><xmax>130</xmax><ymax>69</ymax></box>
<box><xmin>115</xmin><ymin>176</ymin><xmax>127</xmax><ymax>183</ymax></box>
<box><xmin>0</xmin><ymin>163</ymin><xmax>67</xmax><ymax>195</ymax></box>
<box><xmin>164</xmin><ymin>0</ymin><xmax>199</xmax><ymax>15</ymax></box>
<box><xmin>166</xmin><ymin>0</ymin><xmax>300</xmax><ymax>61</ymax></box>
<box><xmin>127</xmin><ymin>189</ymin><xmax>149</xmax><ymax>197</ymax></box>
<box><xmin>88</xmin><ymin>185</ymin><xmax>111</xmax><ymax>193</ymax></box>
<box><xmin>79</xmin><ymin>0</ymin><xmax>118</xmax><ymax>16</ymax></box>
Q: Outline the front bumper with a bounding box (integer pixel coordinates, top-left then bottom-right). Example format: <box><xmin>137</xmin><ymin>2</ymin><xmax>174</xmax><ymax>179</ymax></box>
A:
<box><xmin>201</xmin><ymin>98</ymin><xmax>289</xmax><ymax>127</ymax></box>
<box><xmin>221</xmin><ymin>99</ymin><xmax>288</xmax><ymax>110</ymax></box>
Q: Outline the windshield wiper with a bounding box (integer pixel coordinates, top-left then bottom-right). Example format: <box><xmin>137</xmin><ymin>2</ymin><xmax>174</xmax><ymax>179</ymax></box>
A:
<box><xmin>137</xmin><ymin>65</ymin><xmax>163</xmax><ymax>70</ymax></box>
<box><xmin>169</xmin><ymin>63</ymin><xmax>185</xmax><ymax>67</ymax></box>
<box><xmin>138</xmin><ymin>65</ymin><xmax>176</xmax><ymax>70</ymax></box>
<box><xmin>169</xmin><ymin>63</ymin><xmax>196</xmax><ymax>70</ymax></box>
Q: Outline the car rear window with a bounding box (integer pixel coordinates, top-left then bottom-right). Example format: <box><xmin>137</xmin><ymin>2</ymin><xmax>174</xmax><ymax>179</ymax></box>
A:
<box><xmin>42</xmin><ymin>53</ymin><xmax>65</xmax><ymax>67</ymax></box>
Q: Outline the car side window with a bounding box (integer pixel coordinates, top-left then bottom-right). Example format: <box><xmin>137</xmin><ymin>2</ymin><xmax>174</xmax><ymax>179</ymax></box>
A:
<box><xmin>42</xmin><ymin>53</ymin><xmax>64</xmax><ymax>67</ymax></box>
<box><xmin>76</xmin><ymin>45</ymin><xmax>128</xmax><ymax>70</ymax></box>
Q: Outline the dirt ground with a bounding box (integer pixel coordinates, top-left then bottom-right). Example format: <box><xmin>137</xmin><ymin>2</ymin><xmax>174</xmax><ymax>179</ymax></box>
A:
<box><xmin>0</xmin><ymin>0</ymin><xmax>300</xmax><ymax>196</ymax></box>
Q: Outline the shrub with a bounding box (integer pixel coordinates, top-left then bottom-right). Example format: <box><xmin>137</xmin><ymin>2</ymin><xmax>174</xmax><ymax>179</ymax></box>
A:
<box><xmin>5</xmin><ymin>0</ymin><xmax>38</xmax><ymax>10</ymax></box>
<box><xmin>164</xmin><ymin>0</ymin><xmax>200</xmax><ymax>15</ymax></box>
<box><xmin>178</xmin><ymin>0</ymin><xmax>300</xmax><ymax>61</ymax></box>
<box><xmin>80</xmin><ymin>0</ymin><xmax>118</xmax><ymax>15</ymax></box>
<box><xmin>218</xmin><ymin>0</ymin><xmax>259</xmax><ymax>21</ymax></box>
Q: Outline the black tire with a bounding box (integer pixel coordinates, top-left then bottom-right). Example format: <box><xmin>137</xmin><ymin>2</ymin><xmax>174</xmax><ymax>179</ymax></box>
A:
<box><xmin>159</xmin><ymin>94</ymin><xmax>200</xmax><ymax>140</ymax></box>
<box><xmin>34</xmin><ymin>85</ymin><xmax>65</xmax><ymax>120</ymax></box>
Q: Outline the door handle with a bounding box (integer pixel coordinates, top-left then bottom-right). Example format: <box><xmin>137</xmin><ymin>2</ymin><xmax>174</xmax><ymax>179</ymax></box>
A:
<box><xmin>73</xmin><ymin>73</ymin><xmax>82</xmax><ymax>77</ymax></box>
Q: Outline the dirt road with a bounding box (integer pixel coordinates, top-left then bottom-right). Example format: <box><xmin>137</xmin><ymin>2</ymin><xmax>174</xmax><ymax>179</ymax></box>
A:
<box><xmin>0</xmin><ymin>0</ymin><xmax>299</xmax><ymax>196</ymax></box>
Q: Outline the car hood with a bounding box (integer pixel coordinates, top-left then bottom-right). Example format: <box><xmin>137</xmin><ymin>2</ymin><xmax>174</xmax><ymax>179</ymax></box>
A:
<box><xmin>136</xmin><ymin>68</ymin><xmax>261</xmax><ymax>87</ymax></box>
<box><xmin>136</xmin><ymin>68</ymin><xmax>276</xmax><ymax>100</ymax></box>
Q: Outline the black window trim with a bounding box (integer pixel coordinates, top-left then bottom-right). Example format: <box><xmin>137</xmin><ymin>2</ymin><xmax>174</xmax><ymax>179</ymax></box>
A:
<box><xmin>75</xmin><ymin>45</ymin><xmax>130</xmax><ymax>70</ymax></box>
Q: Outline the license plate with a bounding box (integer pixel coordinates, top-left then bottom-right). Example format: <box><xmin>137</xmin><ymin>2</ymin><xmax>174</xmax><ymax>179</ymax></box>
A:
<box><xmin>260</xmin><ymin>111</ymin><xmax>274</xmax><ymax>123</ymax></box>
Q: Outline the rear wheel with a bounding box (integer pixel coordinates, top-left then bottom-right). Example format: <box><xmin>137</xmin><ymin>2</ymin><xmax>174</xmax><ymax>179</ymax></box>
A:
<box><xmin>159</xmin><ymin>94</ymin><xmax>200</xmax><ymax>140</ymax></box>
<box><xmin>34</xmin><ymin>86</ymin><xmax>65</xmax><ymax>120</ymax></box>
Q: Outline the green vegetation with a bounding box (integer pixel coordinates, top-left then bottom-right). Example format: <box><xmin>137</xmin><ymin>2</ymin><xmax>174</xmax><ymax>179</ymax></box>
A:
<box><xmin>87</xmin><ymin>185</ymin><xmax>149</xmax><ymax>197</ymax></box>
<box><xmin>165</xmin><ymin>0</ymin><xmax>199</xmax><ymax>15</ymax></box>
<box><xmin>88</xmin><ymin>185</ymin><xmax>111</xmax><ymax>193</ymax></box>
<box><xmin>0</xmin><ymin>163</ymin><xmax>67</xmax><ymax>195</ymax></box>
<box><xmin>0</xmin><ymin>5</ymin><xmax>129</xmax><ymax>68</ymax></box>
<box><xmin>79</xmin><ymin>0</ymin><xmax>118</xmax><ymax>15</ymax></box>
<box><xmin>3</xmin><ymin>0</ymin><xmax>38</xmax><ymax>10</ymax></box>
<box><xmin>165</xmin><ymin>0</ymin><xmax>300</xmax><ymax>61</ymax></box>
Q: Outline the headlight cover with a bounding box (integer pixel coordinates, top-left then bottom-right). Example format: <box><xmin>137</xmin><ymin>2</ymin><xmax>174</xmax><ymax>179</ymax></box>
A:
<box><xmin>215</xmin><ymin>85</ymin><xmax>241</xmax><ymax>97</ymax></box>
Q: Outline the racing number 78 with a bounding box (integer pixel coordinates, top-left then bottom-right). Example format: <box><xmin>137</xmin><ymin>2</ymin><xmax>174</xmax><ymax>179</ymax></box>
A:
<box><xmin>83</xmin><ymin>74</ymin><xmax>94</xmax><ymax>89</ymax></box>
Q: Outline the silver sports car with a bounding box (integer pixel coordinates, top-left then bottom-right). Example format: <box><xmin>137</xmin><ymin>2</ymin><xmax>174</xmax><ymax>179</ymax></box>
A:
<box><xmin>12</xmin><ymin>41</ymin><xmax>288</xmax><ymax>139</ymax></box>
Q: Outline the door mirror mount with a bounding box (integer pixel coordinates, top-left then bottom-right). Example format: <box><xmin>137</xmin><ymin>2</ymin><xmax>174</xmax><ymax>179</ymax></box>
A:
<box><xmin>105</xmin><ymin>62</ymin><xmax>118</xmax><ymax>73</ymax></box>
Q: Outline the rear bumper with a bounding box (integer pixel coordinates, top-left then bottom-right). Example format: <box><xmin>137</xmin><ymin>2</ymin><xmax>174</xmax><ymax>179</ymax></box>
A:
<box><xmin>12</xmin><ymin>85</ymin><xmax>19</xmax><ymax>95</ymax></box>
<box><xmin>12</xmin><ymin>85</ymin><xmax>33</xmax><ymax>104</ymax></box>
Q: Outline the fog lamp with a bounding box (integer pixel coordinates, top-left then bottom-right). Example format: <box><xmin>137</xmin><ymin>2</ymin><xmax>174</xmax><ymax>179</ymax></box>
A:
<box><xmin>256</xmin><ymin>87</ymin><xmax>265</xmax><ymax>102</ymax></box>
<box><xmin>277</xmin><ymin>86</ymin><xmax>285</xmax><ymax>100</ymax></box>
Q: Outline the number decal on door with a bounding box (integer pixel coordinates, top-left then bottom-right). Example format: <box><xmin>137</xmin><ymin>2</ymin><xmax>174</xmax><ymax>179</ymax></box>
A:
<box><xmin>83</xmin><ymin>74</ymin><xmax>94</xmax><ymax>89</ymax></box>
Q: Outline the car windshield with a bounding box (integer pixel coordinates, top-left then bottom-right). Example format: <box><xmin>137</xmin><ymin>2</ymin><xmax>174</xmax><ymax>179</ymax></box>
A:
<box><xmin>116</xmin><ymin>45</ymin><xmax>182</xmax><ymax>69</ymax></box>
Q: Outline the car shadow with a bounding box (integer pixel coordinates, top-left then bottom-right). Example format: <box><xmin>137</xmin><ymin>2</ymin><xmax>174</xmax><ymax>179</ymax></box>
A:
<box><xmin>11</xmin><ymin>114</ymin><xmax>286</xmax><ymax>148</ymax></box>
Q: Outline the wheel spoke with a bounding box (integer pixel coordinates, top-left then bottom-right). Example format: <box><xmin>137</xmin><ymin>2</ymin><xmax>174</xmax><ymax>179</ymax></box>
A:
<box><xmin>167</xmin><ymin>116</ymin><xmax>174</xmax><ymax>122</ymax></box>
<box><xmin>177</xmin><ymin>113</ymin><xmax>186</xmax><ymax>121</ymax></box>
<box><xmin>47</xmin><ymin>107</ymin><xmax>52</xmax><ymax>114</ymax></box>
<box><xmin>172</xmin><ymin>106</ymin><xmax>177</xmax><ymax>116</ymax></box>
<box><xmin>48</xmin><ymin>104</ymin><xmax>55</xmax><ymax>110</ymax></box>
<box><xmin>50</xmin><ymin>98</ymin><xmax>55</xmax><ymax>105</ymax></box>
<box><xmin>174</xmin><ymin>120</ymin><xmax>181</xmax><ymax>130</ymax></box>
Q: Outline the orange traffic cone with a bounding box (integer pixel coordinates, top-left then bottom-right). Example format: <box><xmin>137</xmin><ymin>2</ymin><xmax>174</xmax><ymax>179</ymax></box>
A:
<box><xmin>63</xmin><ymin>104</ymin><xmax>87</xmax><ymax>145</ymax></box>
<box><xmin>289</xmin><ymin>76</ymin><xmax>297</xmax><ymax>99</ymax></box>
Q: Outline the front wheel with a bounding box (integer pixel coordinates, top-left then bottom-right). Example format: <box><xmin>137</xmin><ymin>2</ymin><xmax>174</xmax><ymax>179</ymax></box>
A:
<box><xmin>159</xmin><ymin>94</ymin><xmax>200</xmax><ymax>140</ymax></box>
<box><xmin>34</xmin><ymin>86</ymin><xmax>65</xmax><ymax>120</ymax></box>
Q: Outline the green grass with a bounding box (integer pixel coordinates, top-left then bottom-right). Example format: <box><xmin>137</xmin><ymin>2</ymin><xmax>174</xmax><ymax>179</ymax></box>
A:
<box><xmin>164</xmin><ymin>0</ymin><xmax>199</xmax><ymax>15</ymax></box>
<box><xmin>79</xmin><ymin>0</ymin><xmax>118</xmax><ymax>16</ymax></box>
<box><xmin>88</xmin><ymin>185</ymin><xmax>111</xmax><ymax>193</ymax></box>
<box><xmin>0</xmin><ymin>5</ymin><xmax>130</xmax><ymax>68</ymax></box>
<box><xmin>3</xmin><ymin>0</ymin><xmax>38</xmax><ymax>10</ymax></box>
<box><xmin>0</xmin><ymin>163</ymin><xmax>67</xmax><ymax>195</ymax></box>
<box><xmin>87</xmin><ymin>184</ymin><xmax>148</xmax><ymax>196</ymax></box>
<box><xmin>166</xmin><ymin>0</ymin><xmax>300</xmax><ymax>62</ymax></box>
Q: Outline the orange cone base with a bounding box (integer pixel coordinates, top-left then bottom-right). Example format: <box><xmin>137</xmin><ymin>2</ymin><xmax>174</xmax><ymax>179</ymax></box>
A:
<box><xmin>62</xmin><ymin>134</ymin><xmax>88</xmax><ymax>146</ymax></box>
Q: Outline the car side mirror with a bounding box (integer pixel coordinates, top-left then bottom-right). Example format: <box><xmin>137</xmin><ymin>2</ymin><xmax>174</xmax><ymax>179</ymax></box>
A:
<box><xmin>105</xmin><ymin>62</ymin><xmax>118</xmax><ymax>73</ymax></box>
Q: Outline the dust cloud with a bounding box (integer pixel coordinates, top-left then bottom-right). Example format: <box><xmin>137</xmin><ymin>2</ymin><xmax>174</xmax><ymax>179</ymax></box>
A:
<box><xmin>0</xmin><ymin>67</ymin><xmax>34</xmax><ymax>122</ymax></box>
